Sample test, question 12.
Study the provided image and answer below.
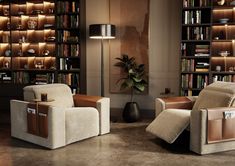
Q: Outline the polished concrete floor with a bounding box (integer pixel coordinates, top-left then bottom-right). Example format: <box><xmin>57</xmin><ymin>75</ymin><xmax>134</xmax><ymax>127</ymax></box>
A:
<box><xmin>1</xmin><ymin>121</ymin><xmax>235</xmax><ymax>166</ymax></box>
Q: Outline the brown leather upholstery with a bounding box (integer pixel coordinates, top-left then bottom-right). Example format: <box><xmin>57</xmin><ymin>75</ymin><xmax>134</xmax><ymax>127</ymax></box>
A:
<box><xmin>207</xmin><ymin>107</ymin><xmax>235</xmax><ymax>143</ymax></box>
<box><xmin>160</xmin><ymin>97</ymin><xmax>193</xmax><ymax>110</ymax></box>
<box><xmin>73</xmin><ymin>94</ymin><xmax>102</xmax><ymax>107</ymax></box>
<box><xmin>27</xmin><ymin>103</ymin><xmax>49</xmax><ymax>138</ymax></box>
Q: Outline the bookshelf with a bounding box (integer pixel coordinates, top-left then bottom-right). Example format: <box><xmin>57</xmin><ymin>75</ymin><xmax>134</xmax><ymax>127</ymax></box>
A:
<box><xmin>181</xmin><ymin>0</ymin><xmax>211</xmax><ymax>96</ymax></box>
<box><xmin>181</xmin><ymin>0</ymin><xmax>235</xmax><ymax>96</ymax></box>
<box><xmin>211</xmin><ymin>0</ymin><xmax>235</xmax><ymax>83</ymax></box>
<box><xmin>0</xmin><ymin>0</ymin><xmax>86</xmax><ymax>114</ymax></box>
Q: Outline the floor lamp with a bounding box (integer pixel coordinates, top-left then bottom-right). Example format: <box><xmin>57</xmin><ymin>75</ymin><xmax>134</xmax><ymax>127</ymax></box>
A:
<box><xmin>89</xmin><ymin>24</ymin><xmax>116</xmax><ymax>96</ymax></box>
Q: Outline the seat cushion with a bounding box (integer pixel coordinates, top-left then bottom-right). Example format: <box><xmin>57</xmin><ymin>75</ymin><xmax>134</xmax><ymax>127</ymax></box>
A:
<box><xmin>24</xmin><ymin>83</ymin><xmax>74</xmax><ymax>108</ymax></box>
<box><xmin>146</xmin><ymin>109</ymin><xmax>191</xmax><ymax>143</ymax></box>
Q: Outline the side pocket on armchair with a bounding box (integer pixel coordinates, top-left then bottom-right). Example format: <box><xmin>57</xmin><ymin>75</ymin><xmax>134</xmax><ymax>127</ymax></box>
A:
<box><xmin>207</xmin><ymin>119</ymin><xmax>222</xmax><ymax>143</ymax></box>
<box><xmin>27</xmin><ymin>103</ymin><xmax>37</xmax><ymax>135</ymax></box>
<box><xmin>38</xmin><ymin>105</ymin><xmax>49</xmax><ymax>138</ymax></box>
<box><xmin>222</xmin><ymin>118</ymin><xmax>235</xmax><ymax>139</ymax></box>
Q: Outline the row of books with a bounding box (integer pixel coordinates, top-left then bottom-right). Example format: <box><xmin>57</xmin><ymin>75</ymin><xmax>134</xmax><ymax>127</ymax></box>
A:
<box><xmin>181</xmin><ymin>59</ymin><xmax>195</xmax><ymax>72</ymax></box>
<box><xmin>58</xmin><ymin>73</ymin><xmax>79</xmax><ymax>87</ymax></box>
<box><xmin>195</xmin><ymin>62</ymin><xmax>209</xmax><ymax>72</ymax></box>
<box><xmin>181</xmin><ymin>74</ymin><xmax>208</xmax><ymax>89</ymax></box>
<box><xmin>183</xmin><ymin>10</ymin><xmax>202</xmax><ymax>24</ymax></box>
<box><xmin>59</xmin><ymin>58</ymin><xmax>80</xmax><ymax>70</ymax></box>
<box><xmin>181</xmin><ymin>43</ymin><xmax>210</xmax><ymax>57</ymax></box>
<box><xmin>213</xmin><ymin>75</ymin><xmax>235</xmax><ymax>82</ymax></box>
<box><xmin>181</xmin><ymin>89</ymin><xmax>194</xmax><ymax>96</ymax></box>
<box><xmin>57</xmin><ymin>15</ymin><xmax>79</xmax><ymax>29</ymax></box>
<box><xmin>13</xmin><ymin>72</ymin><xmax>55</xmax><ymax>84</ymax></box>
<box><xmin>57</xmin><ymin>44</ymin><xmax>79</xmax><ymax>57</ymax></box>
<box><xmin>184</xmin><ymin>26</ymin><xmax>210</xmax><ymax>40</ymax></box>
<box><xmin>183</xmin><ymin>0</ymin><xmax>210</xmax><ymax>7</ymax></box>
<box><xmin>181</xmin><ymin>59</ymin><xmax>209</xmax><ymax>72</ymax></box>
<box><xmin>57</xmin><ymin>1</ymin><xmax>80</xmax><ymax>13</ymax></box>
<box><xmin>57</xmin><ymin>31</ymin><xmax>79</xmax><ymax>43</ymax></box>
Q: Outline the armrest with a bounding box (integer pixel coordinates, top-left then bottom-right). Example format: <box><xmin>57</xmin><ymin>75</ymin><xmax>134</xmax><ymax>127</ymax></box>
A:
<box><xmin>73</xmin><ymin>94</ymin><xmax>103</xmax><ymax>107</ymax></box>
<box><xmin>10</xmin><ymin>100</ymin><xmax>66</xmax><ymax>149</ymax></box>
<box><xmin>73</xmin><ymin>94</ymin><xmax>110</xmax><ymax>135</ymax></box>
<box><xmin>155</xmin><ymin>96</ymin><xmax>197</xmax><ymax>117</ymax></box>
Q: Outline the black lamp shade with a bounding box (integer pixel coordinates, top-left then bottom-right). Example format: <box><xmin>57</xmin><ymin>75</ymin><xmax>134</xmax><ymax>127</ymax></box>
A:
<box><xmin>89</xmin><ymin>24</ymin><xmax>116</xmax><ymax>39</ymax></box>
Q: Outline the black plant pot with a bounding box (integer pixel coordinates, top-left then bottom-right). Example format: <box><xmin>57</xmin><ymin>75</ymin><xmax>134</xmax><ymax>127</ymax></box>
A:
<box><xmin>122</xmin><ymin>102</ymin><xmax>140</xmax><ymax>123</ymax></box>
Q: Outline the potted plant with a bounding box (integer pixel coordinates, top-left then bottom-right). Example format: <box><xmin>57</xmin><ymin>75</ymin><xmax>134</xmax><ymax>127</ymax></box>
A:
<box><xmin>115</xmin><ymin>54</ymin><xmax>147</xmax><ymax>122</ymax></box>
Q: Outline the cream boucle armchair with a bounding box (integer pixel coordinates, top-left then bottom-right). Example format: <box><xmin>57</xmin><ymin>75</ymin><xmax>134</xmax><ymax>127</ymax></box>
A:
<box><xmin>11</xmin><ymin>83</ymin><xmax>110</xmax><ymax>149</ymax></box>
<box><xmin>147</xmin><ymin>81</ymin><xmax>235</xmax><ymax>154</ymax></box>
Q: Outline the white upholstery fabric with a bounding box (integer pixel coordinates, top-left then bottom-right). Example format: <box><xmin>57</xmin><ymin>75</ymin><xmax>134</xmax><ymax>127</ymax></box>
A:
<box><xmin>23</xmin><ymin>83</ymin><xmax>74</xmax><ymax>108</ymax></box>
<box><xmin>65</xmin><ymin>107</ymin><xmax>99</xmax><ymax>144</ymax></box>
<box><xmin>96</xmin><ymin>98</ymin><xmax>110</xmax><ymax>135</ymax></box>
<box><xmin>146</xmin><ymin>109</ymin><xmax>191</xmax><ymax>143</ymax></box>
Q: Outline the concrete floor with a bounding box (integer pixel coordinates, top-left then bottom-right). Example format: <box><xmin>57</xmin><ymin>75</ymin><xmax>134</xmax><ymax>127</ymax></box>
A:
<box><xmin>1</xmin><ymin>121</ymin><xmax>235</xmax><ymax>166</ymax></box>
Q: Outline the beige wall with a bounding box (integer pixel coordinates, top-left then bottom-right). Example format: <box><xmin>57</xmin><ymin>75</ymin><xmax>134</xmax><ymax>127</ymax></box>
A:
<box><xmin>86</xmin><ymin>0</ymin><xmax>181</xmax><ymax>112</ymax></box>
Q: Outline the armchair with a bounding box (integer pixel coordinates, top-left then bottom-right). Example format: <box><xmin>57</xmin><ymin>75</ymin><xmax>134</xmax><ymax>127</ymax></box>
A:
<box><xmin>147</xmin><ymin>81</ymin><xmax>235</xmax><ymax>154</ymax></box>
<box><xmin>11</xmin><ymin>84</ymin><xmax>110</xmax><ymax>149</ymax></box>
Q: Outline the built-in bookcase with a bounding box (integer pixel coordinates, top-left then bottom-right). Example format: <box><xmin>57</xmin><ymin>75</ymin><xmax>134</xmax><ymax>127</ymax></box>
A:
<box><xmin>181</xmin><ymin>0</ymin><xmax>211</xmax><ymax>96</ymax></box>
<box><xmin>0</xmin><ymin>0</ymin><xmax>86</xmax><ymax>113</ymax></box>
<box><xmin>181</xmin><ymin>0</ymin><xmax>235</xmax><ymax>96</ymax></box>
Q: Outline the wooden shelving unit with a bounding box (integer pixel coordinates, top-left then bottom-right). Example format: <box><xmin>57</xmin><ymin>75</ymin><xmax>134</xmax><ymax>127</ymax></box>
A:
<box><xmin>0</xmin><ymin>0</ymin><xmax>86</xmax><ymax>115</ymax></box>
<box><xmin>180</xmin><ymin>0</ymin><xmax>235</xmax><ymax>96</ymax></box>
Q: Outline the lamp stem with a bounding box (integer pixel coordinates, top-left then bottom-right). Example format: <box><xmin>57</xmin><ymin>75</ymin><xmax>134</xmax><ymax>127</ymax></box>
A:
<box><xmin>101</xmin><ymin>38</ymin><xmax>104</xmax><ymax>96</ymax></box>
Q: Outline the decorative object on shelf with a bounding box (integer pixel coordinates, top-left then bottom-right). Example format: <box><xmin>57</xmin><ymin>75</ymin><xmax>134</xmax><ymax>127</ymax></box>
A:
<box><xmin>3</xmin><ymin>8</ymin><xmax>9</xmax><ymax>16</ymax></box>
<box><xmin>229</xmin><ymin>67</ymin><xmax>234</xmax><ymax>72</ymax></box>
<box><xmin>217</xmin><ymin>0</ymin><xmax>225</xmax><ymax>5</ymax></box>
<box><xmin>18</xmin><ymin>11</ymin><xmax>24</xmax><ymax>15</ymax></box>
<box><xmin>49</xmin><ymin>8</ymin><xmax>54</xmax><ymax>14</ymax></box>
<box><xmin>44</xmin><ymin>24</ymin><xmax>54</xmax><ymax>28</ymax></box>
<box><xmin>18</xmin><ymin>49</ymin><xmax>23</xmax><ymax>56</ymax></box>
<box><xmin>219</xmin><ymin>51</ymin><xmax>229</xmax><ymax>72</ymax></box>
<box><xmin>216</xmin><ymin>65</ymin><xmax>221</xmax><ymax>72</ymax></box>
<box><xmin>4</xmin><ymin>61</ymin><xmax>10</xmax><ymax>68</ymax></box>
<box><xmin>42</xmin><ymin>50</ymin><xmax>50</xmax><ymax>56</ymax></box>
<box><xmin>219</xmin><ymin>18</ymin><xmax>229</xmax><ymax>23</ymax></box>
<box><xmin>5</xmin><ymin>49</ymin><xmax>11</xmax><ymax>56</ymax></box>
<box><xmin>19</xmin><ymin>36</ymin><xmax>26</xmax><ymax>43</ymax></box>
<box><xmin>34</xmin><ymin>59</ymin><xmax>44</xmax><ymax>69</ymax></box>
<box><xmin>46</xmin><ymin>36</ymin><xmax>55</xmax><ymax>42</ymax></box>
<box><xmin>89</xmin><ymin>24</ymin><xmax>116</xmax><ymax>96</ymax></box>
<box><xmin>31</xmin><ymin>10</ymin><xmax>43</xmax><ymax>14</ymax></box>
<box><xmin>219</xmin><ymin>51</ymin><xmax>230</xmax><ymax>57</ymax></box>
<box><xmin>16</xmin><ymin>23</ymin><xmax>22</xmax><ymax>30</ymax></box>
<box><xmin>114</xmin><ymin>54</ymin><xmax>148</xmax><ymax>122</ymax></box>
<box><xmin>27</xmin><ymin>48</ymin><xmax>36</xmax><ymax>54</ymax></box>
<box><xmin>27</xmin><ymin>19</ymin><xmax>37</xmax><ymax>29</ymax></box>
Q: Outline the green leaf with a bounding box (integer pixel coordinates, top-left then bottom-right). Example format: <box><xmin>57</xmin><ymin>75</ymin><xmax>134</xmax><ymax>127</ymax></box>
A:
<box><xmin>132</xmin><ymin>77</ymin><xmax>142</xmax><ymax>83</ymax></box>
<box><xmin>134</xmin><ymin>84</ymin><xmax>145</xmax><ymax>92</ymax></box>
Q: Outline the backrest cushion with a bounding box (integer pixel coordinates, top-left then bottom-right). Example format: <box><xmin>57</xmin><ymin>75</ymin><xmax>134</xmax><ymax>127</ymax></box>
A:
<box><xmin>24</xmin><ymin>83</ymin><xmax>74</xmax><ymax>108</ymax></box>
<box><xmin>192</xmin><ymin>81</ymin><xmax>235</xmax><ymax>111</ymax></box>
